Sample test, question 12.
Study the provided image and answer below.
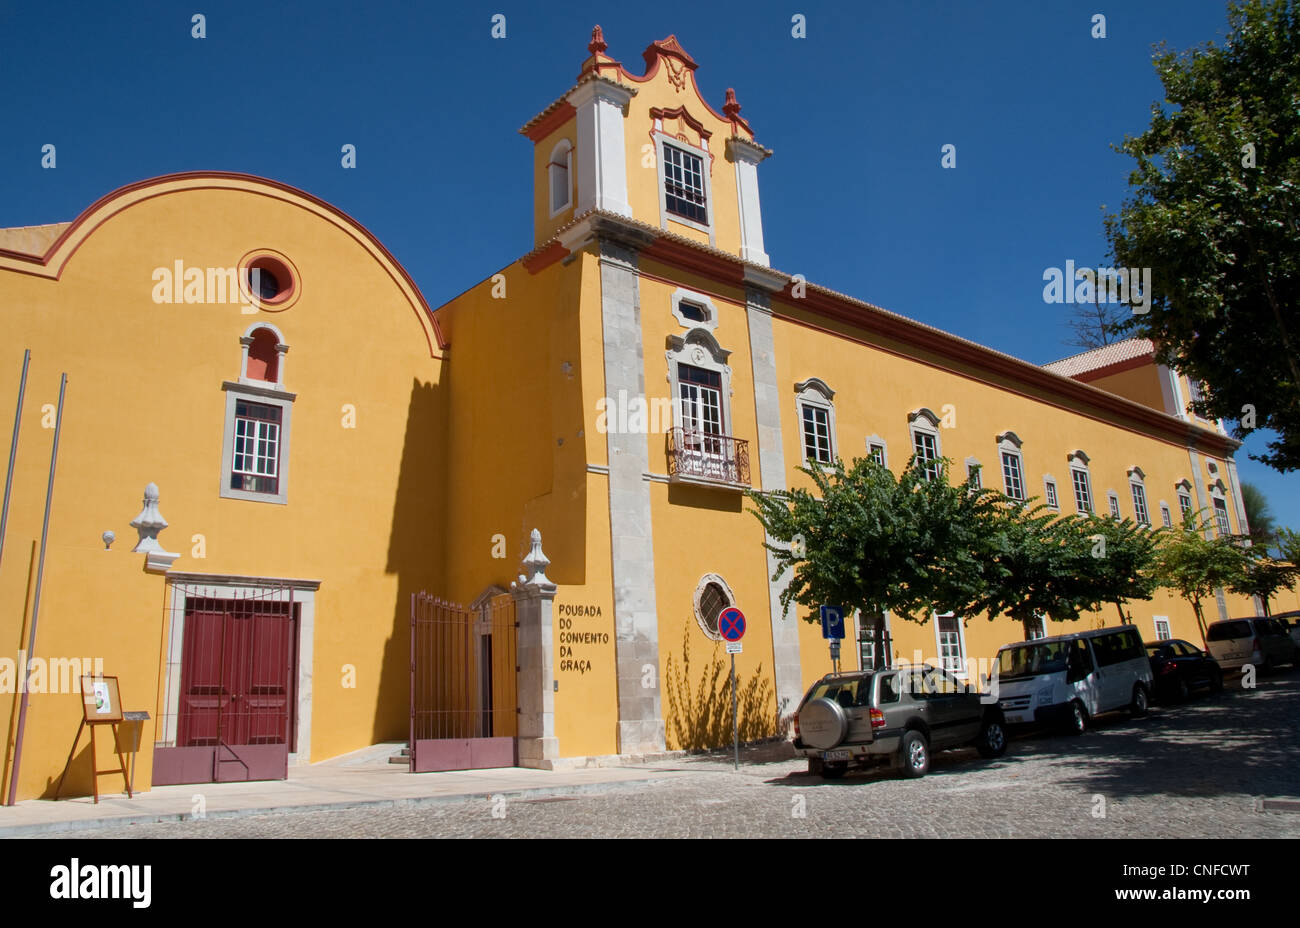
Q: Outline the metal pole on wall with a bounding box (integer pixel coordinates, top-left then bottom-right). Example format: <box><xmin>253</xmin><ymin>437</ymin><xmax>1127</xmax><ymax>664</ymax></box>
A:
<box><xmin>6</xmin><ymin>372</ymin><xmax>66</xmax><ymax>807</ymax></box>
<box><xmin>0</xmin><ymin>350</ymin><xmax>31</xmax><ymax>574</ymax></box>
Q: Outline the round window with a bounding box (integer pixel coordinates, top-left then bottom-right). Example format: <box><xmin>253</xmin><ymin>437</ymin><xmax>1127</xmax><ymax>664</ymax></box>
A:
<box><xmin>239</xmin><ymin>250</ymin><xmax>298</xmax><ymax>310</ymax></box>
<box><xmin>692</xmin><ymin>574</ymin><xmax>736</xmax><ymax>640</ymax></box>
<box><xmin>248</xmin><ymin>266</ymin><xmax>281</xmax><ymax>300</ymax></box>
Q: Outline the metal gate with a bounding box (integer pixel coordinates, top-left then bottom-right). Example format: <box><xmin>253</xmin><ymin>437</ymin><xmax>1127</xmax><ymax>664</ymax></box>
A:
<box><xmin>154</xmin><ymin>583</ymin><xmax>298</xmax><ymax>785</ymax></box>
<box><xmin>410</xmin><ymin>591</ymin><xmax>518</xmax><ymax>772</ymax></box>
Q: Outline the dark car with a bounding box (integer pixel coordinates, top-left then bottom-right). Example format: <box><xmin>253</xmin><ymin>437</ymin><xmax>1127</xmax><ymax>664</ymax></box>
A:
<box><xmin>1145</xmin><ymin>639</ymin><xmax>1222</xmax><ymax>702</ymax></box>
<box><xmin>792</xmin><ymin>665</ymin><xmax>1007</xmax><ymax>780</ymax></box>
<box><xmin>1271</xmin><ymin>611</ymin><xmax>1300</xmax><ymax>650</ymax></box>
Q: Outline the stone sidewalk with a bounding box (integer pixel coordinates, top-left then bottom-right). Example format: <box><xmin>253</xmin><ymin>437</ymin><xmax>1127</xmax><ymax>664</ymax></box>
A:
<box><xmin>0</xmin><ymin>743</ymin><xmax>692</xmax><ymax>838</ymax></box>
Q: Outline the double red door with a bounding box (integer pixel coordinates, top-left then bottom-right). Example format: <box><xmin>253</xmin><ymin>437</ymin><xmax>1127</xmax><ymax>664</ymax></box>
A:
<box><xmin>176</xmin><ymin>597</ymin><xmax>297</xmax><ymax>782</ymax></box>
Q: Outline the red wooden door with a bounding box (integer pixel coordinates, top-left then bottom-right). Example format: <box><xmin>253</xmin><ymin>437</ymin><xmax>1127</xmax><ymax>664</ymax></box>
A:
<box><xmin>177</xmin><ymin>598</ymin><xmax>295</xmax><ymax>782</ymax></box>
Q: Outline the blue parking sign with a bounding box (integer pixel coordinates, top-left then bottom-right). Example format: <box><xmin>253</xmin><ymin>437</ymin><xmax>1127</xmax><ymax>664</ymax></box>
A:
<box><xmin>820</xmin><ymin>605</ymin><xmax>844</xmax><ymax>640</ymax></box>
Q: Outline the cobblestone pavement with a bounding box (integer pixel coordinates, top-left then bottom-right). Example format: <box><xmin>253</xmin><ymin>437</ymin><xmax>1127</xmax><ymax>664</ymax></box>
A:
<box><xmin>37</xmin><ymin>673</ymin><xmax>1300</xmax><ymax>839</ymax></box>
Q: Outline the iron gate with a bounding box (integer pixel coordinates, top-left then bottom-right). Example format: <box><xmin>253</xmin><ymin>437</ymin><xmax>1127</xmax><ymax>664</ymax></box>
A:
<box><xmin>409</xmin><ymin>591</ymin><xmax>518</xmax><ymax>772</ymax></box>
<box><xmin>154</xmin><ymin>582</ymin><xmax>298</xmax><ymax>785</ymax></box>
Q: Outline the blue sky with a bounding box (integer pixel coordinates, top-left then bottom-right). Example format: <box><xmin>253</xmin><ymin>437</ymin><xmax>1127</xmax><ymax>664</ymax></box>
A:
<box><xmin>2</xmin><ymin>0</ymin><xmax>1296</xmax><ymax>529</ymax></box>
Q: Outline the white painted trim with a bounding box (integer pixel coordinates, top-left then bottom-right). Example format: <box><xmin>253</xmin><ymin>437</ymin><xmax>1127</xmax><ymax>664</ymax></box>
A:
<box><xmin>1170</xmin><ymin>369</ymin><xmax>1190</xmax><ymax>421</ymax></box>
<box><xmin>999</xmin><ymin>448</ymin><xmax>1026</xmax><ymax>500</ymax></box>
<box><xmin>692</xmin><ymin>573</ymin><xmax>736</xmax><ymax>640</ymax></box>
<box><xmin>865</xmin><ymin>435</ymin><xmax>888</xmax><ymax>469</ymax></box>
<box><xmin>932</xmin><ymin>612</ymin><xmax>968</xmax><ymax>678</ymax></box>
<box><xmin>666</xmin><ymin>328</ymin><xmax>734</xmax><ymax>436</ymax></box>
<box><xmin>547</xmin><ymin>139</ymin><xmax>574</xmax><ymax>219</ymax></box>
<box><xmin>794</xmin><ymin>378</ymin><xmax>837</xmax><ymax>467</ymax></box>
<box><xmin>729</xmin><ymin>139</ymin><xmax>769</xmax><ymax>266</ymax></box>
<box><xmin>219</xmin><ymin>383</ymin><xmax>295</xmax><ymax>505</ymax></box>
<box><xmin>568</xmin><ymin>79</ymin><xmax>633</xmax><ymax>218</ymax></box>
<box><xmin>655</xmin><ymin>133</ymin><xmax>716</xmax><ymax>245</ymax></box>
<box><xmin>160</xmin><ymin>579</ymin><xmax>315</xmax><ymax>763</ymax></box>
<box><xmin>1043</xmin><ymin>474</ymin><xmax>1060</xmax><ymax>509</ymax></box>
<box><xmin>908</xmin><ymin>409</ymin><xmax>942</xmax><ymax>477</ymax></box>
<box><xmin>670</xmin><ymin>287</ymin><xmax>718</xmax><ymax>331</ymax></box>
<box><xmin>1152</xmin><ymin>615</ymin><xmax>1171</xmax><ymax>641</ymax></box>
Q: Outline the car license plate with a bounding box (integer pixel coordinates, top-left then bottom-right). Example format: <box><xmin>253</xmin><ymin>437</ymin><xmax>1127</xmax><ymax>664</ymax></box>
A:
<box><xmin>1006</xmin><ymin>712</ymin><xmax>1029</xmax><ymax>724</ymax></box>
<box><xmin>822</xmin><ymin>749</ymin><xmax>850</xmax><ymax>761</ymax></box>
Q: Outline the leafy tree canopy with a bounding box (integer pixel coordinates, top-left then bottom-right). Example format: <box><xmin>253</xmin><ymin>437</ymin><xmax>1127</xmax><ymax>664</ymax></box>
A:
<box><xmin>1106</xmin><ymin>0</ymin><xmax>1300</xmax><ymax>470</ymax></box>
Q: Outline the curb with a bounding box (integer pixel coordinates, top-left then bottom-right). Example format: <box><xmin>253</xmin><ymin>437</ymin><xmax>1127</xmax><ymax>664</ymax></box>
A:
<box><xmin>1</xmin><ymin>773</ymin><xmax>680</xmax><ymax>838</ymax></box>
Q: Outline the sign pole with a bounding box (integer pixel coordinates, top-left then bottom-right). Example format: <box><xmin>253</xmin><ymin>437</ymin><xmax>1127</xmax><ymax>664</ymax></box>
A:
<box><xmin>730</xmin><ymin>653</ymin><xmax>738</xmax><ymax>770</ymax></box>
<box><xmin>717</xmin><ymin>606</ymin><xmax>746</xmax><ymax>771</ymax></box>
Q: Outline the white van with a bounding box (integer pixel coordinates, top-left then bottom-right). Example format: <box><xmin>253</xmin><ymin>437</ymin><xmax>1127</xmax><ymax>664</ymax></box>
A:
<box><xmin>993</xmin><ymin>626</ymin><xmax>1153</xmax><ymax>734</ymax></box>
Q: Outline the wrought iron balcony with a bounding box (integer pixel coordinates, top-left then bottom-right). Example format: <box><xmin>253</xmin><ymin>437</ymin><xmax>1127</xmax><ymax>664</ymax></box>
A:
<box><xmin>667</xmin><ymin>427</ymin><xmax>750</xmax><ymax>488</ymax></box>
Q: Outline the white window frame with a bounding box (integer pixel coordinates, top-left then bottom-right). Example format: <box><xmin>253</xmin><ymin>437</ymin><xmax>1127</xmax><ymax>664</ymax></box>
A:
<box><xmin>1129</xmin><ymin>467</ymin><xmax>1151</xmax><ymax>526</ymax></box>
<box><xmin>1067</xmin><ymin>450</ymin><xmax>1093</xmax><ymax>514</ymax></box>
<box><xmin>655</xmin><ymin>133</ymin><xmax>715</xmax><ymax>243</ymax></box>
<box><xmin>1210</xmin><ymin>483</ymin><xmax>1232</xmax><ymax>536</ymax></box>
<box><xmin>795</xmin><ymin>378</ymin><xmax>836</xmax><ymax>467</ymax></box>
<box><xmin>1107</xmin><ymin>491</ymin><xmax>1121</xmax><ymax>519</ymax></box>
<box><xmin>1044</xmin><ymin>475</ymin><xmax>1060</xmax><ymax>510</ymax></box>
<box><xmin>908</xmin><ymin>408</ymin><xmax>943</xmax><ymax>482</ymax></box>
<box><xmin>865</xmin><ymin>435</ymin><xmax>888</xmax><ymax>469</ymax></box>
<box><xmin>1175</xmin><ymin>479</ymin><xmax>1194</xmax><ymax>519</ymax></box>
<box><xmin>692</xmin><ymin>573</ymin><xmax>735</xmax><ymax>641</ymax></box>
<box><xmin>220</xmin><ymin>385</ymin><xmax>295</xmax><ymax>505</ymax></box>
<box><xmin>547</xmin><ymin>139</ymin><xmax>574</xmax><ymax>218</ymax></box>
<box><xmin>932</xmin><ymin>612</ymin><xmax>967</xmax><ymax>677</ymax></box>
<box><xmin>1160</xmin><ymin>502</ymin><xmax>1172</xmax><ymax>528</ymax></box>
<box><xmin>856</xmin><ymin>609</ymin><xmax>893</xmax><ymax>672</ymax></box>
<box><xmin>669</xmin><ymin>287</ymin><xmax>717</xmax><ymax>331</ymax></box>
<box><xmin>996</xmin><ymin>432</ymin><xmax>1025</xmax><ymax>501</ymax></box>
<box><xmin>1153</xmin><ymin>616</ymin><xmax>1171</xmax><ymax>641</ymax></box>
<box><xmin>223</xmin><ymin>326</ymin><xmax>295</xmax><ymax>505</ymax></box>
<box><xmin>965</xmin><ymin>457</ymin><xmax>982</xmax><ymax>489</ymax></box>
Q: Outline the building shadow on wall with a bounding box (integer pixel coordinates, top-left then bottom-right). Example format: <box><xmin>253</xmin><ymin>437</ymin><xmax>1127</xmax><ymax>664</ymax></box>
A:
<box><xmin>664</xmin><ymin>623</ymin><xmax>777</xmax><ymax>751</ymax></box>
<box><xmin>373</xmin><ymin>378</ymin><xmax>446</xmax><ymax>746</ymax></box>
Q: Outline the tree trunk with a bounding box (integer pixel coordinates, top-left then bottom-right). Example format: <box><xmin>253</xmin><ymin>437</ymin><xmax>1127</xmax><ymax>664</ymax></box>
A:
<box><xmin>1192</xmin><ymin>597</ymin><xmax>1209</xmax><ymax>651</ymax></box>
<box><xmin>1114</xmin><ymin>601</ymin><xmax>1128</xmax><ymax>625</ymax></box>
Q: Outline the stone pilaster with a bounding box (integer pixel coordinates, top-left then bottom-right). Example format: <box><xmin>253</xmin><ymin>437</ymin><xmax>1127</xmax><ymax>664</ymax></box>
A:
<box><xmin>513</xmin><ymin>529</ymin><xmax>560</xmax><ymax>768</ymax></box>
<box><xmin>598</xmin><ymin>237</ymin><xmax>666</xmax><ymax>754</ymax></box>
<box><xmin>745</xmin><ymin>278</ymin><xmax>804</xmax><ymax>723</ymax></box>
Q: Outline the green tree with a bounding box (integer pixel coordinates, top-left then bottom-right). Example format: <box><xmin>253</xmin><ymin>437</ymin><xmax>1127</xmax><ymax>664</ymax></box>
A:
<box><xmin>1104</xmin><ymin>0</ymin><xmax>1300</xmax><ymax>470</ymax></box>
<box><xmin>967</xmin><ymin>501</ymin><xmax>1107</xmax><ymax>639</ymax></box>
<box><xmin>1238</xmin><ymin>482</ymin><xmax>1277</xmax><ymax>546</ymax></box>
<box><xmin>1154</xmin><ymin>512</ymin><xmax>1251</xmax><ymax>646</ymax></box>
<box><xmin>1073</xmin><ymin>514</ymin><xmax>1163</xmax><ymax>625</ymax></box>
<box><xmin>1277</xmin><ymin>527</ymin><xmax>1300</xmax><ymax>564</ymax></box>
<box><xmin>745</xmin><ymin>456</ymin><xmax>1000</xmax><ymax>630</ymax></box>
<box><xmin>1230</xmin><ymin>545</ymin><xmax>1300</xmax><ymax>615</ymax></box>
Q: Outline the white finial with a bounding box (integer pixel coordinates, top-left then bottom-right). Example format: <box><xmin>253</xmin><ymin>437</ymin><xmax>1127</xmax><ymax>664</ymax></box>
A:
<box><xmin>519</xmin><ymin>529</ymin><xmax>556</xmax><ymax>592</ymax></box>
<box><xmin>130</xmin><ymin>483</ymin><xmax>179</xmax><ymax>570</ymax></box>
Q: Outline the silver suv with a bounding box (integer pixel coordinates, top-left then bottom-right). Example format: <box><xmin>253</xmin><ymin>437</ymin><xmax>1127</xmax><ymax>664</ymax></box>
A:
<box><xmin>1205</xmin><ymin>616</ymin><xmax>1300</xmax><ymax>672</ymax></box>
<box><xmin>793</xmin><ymin>665</ymin><xmax>1008</xmax><ymax>780</ymax></box>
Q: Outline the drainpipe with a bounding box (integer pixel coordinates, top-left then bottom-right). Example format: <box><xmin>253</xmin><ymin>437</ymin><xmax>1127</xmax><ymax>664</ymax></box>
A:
<box><xmin>0</xmin><ymin>350</ymin><xmax>30</xmax><ymax>576</ymax></box>
<box><xmin>6</xmin><ymin>373</ymin><xmax>65</xmax><ymax>807</ymax></box>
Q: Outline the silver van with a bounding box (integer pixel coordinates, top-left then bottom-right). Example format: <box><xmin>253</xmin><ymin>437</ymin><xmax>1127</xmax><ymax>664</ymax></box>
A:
<box><xmin>1206</xmin><ymin>616</ymin><xmax>1300</xmax><ymax>672</ymax></box>
<box><xmin>994</xmin><ymin>625</ymin><xmax>1153</xmax><ymax>734</ymax></box>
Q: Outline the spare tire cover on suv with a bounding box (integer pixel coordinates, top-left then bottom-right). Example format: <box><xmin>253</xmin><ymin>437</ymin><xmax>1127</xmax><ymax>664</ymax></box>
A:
<box><xmin>800</xmin><ymin>698</ymin><xmax>849</xmax><ymax>750</ymax></box>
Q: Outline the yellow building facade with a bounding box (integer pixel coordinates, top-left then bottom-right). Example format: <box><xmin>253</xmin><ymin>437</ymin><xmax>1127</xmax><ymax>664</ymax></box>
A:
<box><xmin>0</xmin><ymin>29</ymin><xmax>1272</xmax><ymax>799</ymax></box>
